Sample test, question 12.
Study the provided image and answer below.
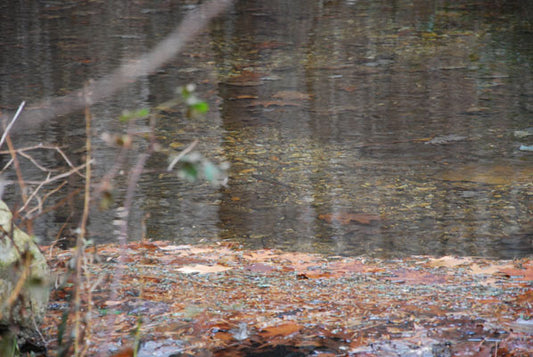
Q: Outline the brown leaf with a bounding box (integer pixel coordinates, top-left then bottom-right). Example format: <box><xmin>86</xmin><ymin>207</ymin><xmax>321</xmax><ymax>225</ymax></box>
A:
<box><xmin>224</xmin><ymin>70</ymin><xmax>264</xmax><ymax>86</ymax></box>
<box><xmin>233</xmin><ymin>94</ymin><xmax>258</xmax><ymax>99</ymax></box>
<box><xmin>109</xmin><ymin>348</ymin><xmax>134</xmax><ymax>357</ymax></box>
<box><xmin>498</xmin><ymin>262</ymin><xmax>533</xmax><ymax>281</ymax></box>
<box><xmin>245</xmin><ymin>263</ymin><xmax>275</xmax><ymax>273</ymax></box>
<box><xmin>387</xmin><ymin>269</ymin><xmax>447</xmax><ymax>285</ymax></box>
<box><xmin>427</xmin><ymin>256</ymin><xmax>472</xmax><ymax>268</ymax></box>
<box><xmin>260</xmin><ymin>322</ymin><xmax>302</xmax><ymax>338</ymax></box>
<box><xmin>318</xmin><ymin>212</ymin><xmax>381</xmax><ymax>225</ymax></box>
<box><xmin>213</xmin><ymin>331</ymin><xmax>234</xmax><ymax>343</ymax></box>
<box><xmin>272</xmin><ymin>90</ymin><xmax>311</xmax><ymax>101</ymax></box>
<box><xmin>470</xmin><ymin>263</ymin><xmax>514</xmax><ymax>275</ymax></box>
<box><xmin>246</xmin><ymin>100</ymin><xmax>302</xmax><ymax>108</ymax></box>
<box><xmin>330</xmin><ymin>261</ymin><xmax>381</xmax><ymax>274</ymax></box>
<box><xmin>299</xmin><ymin>271</ymin><xmax>340</xmax><ymax>279</ymax></box>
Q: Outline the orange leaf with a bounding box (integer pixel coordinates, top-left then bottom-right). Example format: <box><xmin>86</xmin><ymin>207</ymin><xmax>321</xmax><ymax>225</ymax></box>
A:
<box><xmin>214</xmin><ymin>331</ymin><xmax>234</xmax><ymax>343</ymax></box>
<box><xmin>234</xmin><ymin>94</ymin><xmax>258</xmax><ymax>99</ymax></box>
<box><xmin>109</xmin><ymin>348</ymin><xmax>134</xmax><ymax>357</ymax></box>
<box><xmin>260</xmin><ymin>322</ymin><xmax>302</xmax><ymax>338</ymax></box>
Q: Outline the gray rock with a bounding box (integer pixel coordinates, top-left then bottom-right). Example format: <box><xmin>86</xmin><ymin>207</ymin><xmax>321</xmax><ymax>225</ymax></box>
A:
<box><xmin>0</xmin><ymin>200</ymin><xmax>50</xmax><ymax>345</ymax></box>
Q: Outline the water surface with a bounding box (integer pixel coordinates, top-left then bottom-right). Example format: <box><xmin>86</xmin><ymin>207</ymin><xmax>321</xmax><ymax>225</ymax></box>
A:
<box><xmin>1</xmin><ymin>0</ymin><xmax>532</xmax><ymax>258</ymax></box>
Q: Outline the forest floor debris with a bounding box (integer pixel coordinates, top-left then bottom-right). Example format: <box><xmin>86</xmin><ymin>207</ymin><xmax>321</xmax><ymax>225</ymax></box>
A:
<box><xmin>40</xmin><ymin>241</ymin><xmax>532</xmax><ymax>356</ymax></box>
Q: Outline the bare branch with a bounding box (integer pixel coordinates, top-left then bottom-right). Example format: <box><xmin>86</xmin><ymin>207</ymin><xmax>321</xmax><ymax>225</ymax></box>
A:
<box><xmin>16</xmin><ymin>161</ymin><xmax>91</xmax><ymax>214</ymax></box>
<box><xmin>167</xmin><ymin>139</ymin><xmax>199</xmax><ymax>171</ymax></box>
<box><xmin>1</xmin><ymin>0</ymin><xmax>234</xmax><ymax>134</ymax></box>
<box><xmin>0</xmin><ymin>101</ymin><xmax>25</xmax><ymax>149</ymax></box>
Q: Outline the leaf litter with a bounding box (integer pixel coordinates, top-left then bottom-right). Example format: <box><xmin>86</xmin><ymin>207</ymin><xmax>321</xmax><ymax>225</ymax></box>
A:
<box><xmin>41</xmin><ymin>241</ymin><xmax>532</xmax><ymax>356</ymax></box>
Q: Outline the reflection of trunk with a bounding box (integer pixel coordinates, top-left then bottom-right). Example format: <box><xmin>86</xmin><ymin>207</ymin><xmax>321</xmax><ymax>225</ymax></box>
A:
<box><xmin>52</xmin><ymin>114</ymin><xmax>87</xmax><ymax>249</ymax></box>
<box><xmin>212</xmin><ymin>0</ymin><xmax>333</xmax><ymax>253</ymax></box>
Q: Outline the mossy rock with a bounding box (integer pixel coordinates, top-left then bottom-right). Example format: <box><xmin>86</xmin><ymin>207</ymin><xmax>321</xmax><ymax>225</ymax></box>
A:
<box><xmin>0</xmin><ymin>200</ymin><xmax>50</xmax><ymax>344</ymax></box>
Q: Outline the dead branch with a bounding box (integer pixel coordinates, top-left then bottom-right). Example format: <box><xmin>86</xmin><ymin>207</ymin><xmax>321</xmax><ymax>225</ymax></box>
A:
<box><xmin>1</xmin><ymin>144</ymin><xmax>85</xmax><ymax>177</ymax></box>
<box><xmin>0</xmin><ymin>101</ymin><xmax>25</xmax><ymax>149</ymax></box>
<box><xmin>0</xmin><ymin>0</ymin><xmax>234</xmax><ymax>135</ymax></box>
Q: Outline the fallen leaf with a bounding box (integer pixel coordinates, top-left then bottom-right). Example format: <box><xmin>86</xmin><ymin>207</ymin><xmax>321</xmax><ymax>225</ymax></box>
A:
<box><xmin>427</xmin><ymin>256</ymin><xmax>472</xmax><ymax>268</ymax></box>
<box><xmin>177</xmin><ymin>264</ymin><xmax>231</xmax><ymax>274</ymax></box>
<box><xmin>498</xmin><ymin>262</ymin><xmax>533</xmax><ymax>281</ymax></box>
<box><xmin>224</xmin><ymin>70</ymin><xmax>264</xmax><ymax>86</ymax></box>
<box><xmin>470</xmin><ymin>263</ymin><xmax>514</xmax><ymax>275</ymax></box>
<box><xmin>260</xmin><ymin>322</ymin><xmax>302</xmax><ymax>338</ymax></box>
<box><xmin>298</xmin><ymin>271</ymin><xmax>340</xmax><ymax>279</ymax></box>
<box><xmin>246</xmin><ymin>100</ymin><xmax>302</xmax><ymax>108</ymax></box>
<box><xmin>387</xmin><ymin>269</ymin><xmax>446</xmax><ymax>285</ymax></box>
<box><xmin>109</xmin><ymin>348</ymin><xmax>134</xmax><ymax>357</ymax></box>
<box><xmin>245</xmin><ymin>263</ymin><xmax>275</xmax><ymax>273</ymax></box>
<box><xmin>232</xmin><ymin>94</ymin><xmax>258</xmax><ymax>99</ymax></box>
<box><xmin>318</xmin><ymin>213</ymin><xmax>381</xmax><ymax>225</ymax></box>
<box><xmin>213</xmin><ymin>331</ymin><xmax>234</xmax><ymax>343</ymax></box>
<box><xmin>330</xmin><ymin>261</ymin><xmax>380</xmax><ymax>274</ymax></box>
<box><xmin>272</xmin><ymin>90</ymin><xmax>312</xmax><ymax>101</ymax></box>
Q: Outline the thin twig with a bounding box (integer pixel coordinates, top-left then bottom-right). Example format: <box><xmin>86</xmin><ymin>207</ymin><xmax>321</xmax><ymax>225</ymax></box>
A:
<box><xmin>0</xmin><ymin>144</ymin><xmax>83</xmax><ymax>177</ymax></box>
<box><xmin>167</xmin><ymin>139</ymin><xmax>198</xmax><ymax>171</ymax></box>
<box><xmin>17</xmin><ymin>162</ymin><xmax>91</xmax><ymax>214</ymax></box>
<box><xmin>95</xmin><ymin>119</ymin><xmax>137</xmax><ymax>198</ymax></box>
<box><xmin>73</xmin><ymin>86</ymin><xmax>93</xmax><ymax>356</ymax></box>
<box><xmin>23</xmin><ymin>180</ymin><xmax>68</xmax><ymax>219</ymax></box>
<box><xmin>0</xmin><ymin>101</ymin><xmax>25</xmax><ymax>149</ymax></box>
<box><xmin>105</xmin><ymin>111</ymin><xmax>158</xmax><ymax>342</ymax></box>
<box><xmin>5</xmin><ymin>128</ymin><xmax>28</xmax><ymax>206</ymax></box>
<box><xmin>17</xmin><ymin>150</ymin><xmax>57</xmax><ymax>172</ymax></box>
<box><xmin>18</xmin><ymin>172</ymin><xmax>51</xmax><ymax>214</ymax></box>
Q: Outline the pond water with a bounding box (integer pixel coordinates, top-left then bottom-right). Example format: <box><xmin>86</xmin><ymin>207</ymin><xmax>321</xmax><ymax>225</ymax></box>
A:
<box><xmin>1</xmin><ymin>0</ymin><xmax>532</xmax><ymax>258</ymax></box>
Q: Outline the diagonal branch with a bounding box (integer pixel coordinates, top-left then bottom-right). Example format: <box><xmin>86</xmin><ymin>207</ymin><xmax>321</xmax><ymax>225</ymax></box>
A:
<box><xmin>0</xmin><ymin>0</ymin><xmax>234</xmax><ymax>134</ymax></box>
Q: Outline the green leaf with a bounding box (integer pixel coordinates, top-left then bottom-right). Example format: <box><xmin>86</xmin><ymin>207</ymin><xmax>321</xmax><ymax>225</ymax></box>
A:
<box><xmin>119</xmin><ymin>108</ymin><xmax>150</xmax><ymax>122</ymax></box>
<box><xmin>190</xmin><ymin>101</ymin><xmax>209</xmax><ymax>113</ymax></box>
<box><xmin>178</xmin><ymin>162</ymin><xmax>199</xmax><ymax>181</ymax></box>
<box><xmin>202</xmin><ymin>161</ymin><xmax>219</xmax><ymax>182</ymax></box>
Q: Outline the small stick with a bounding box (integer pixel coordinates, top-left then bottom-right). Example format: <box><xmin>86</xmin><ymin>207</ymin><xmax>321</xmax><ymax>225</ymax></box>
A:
<box><xmin>0</xmin><ymin>101</ymin><xmax>25</xmax><ymax>150</ymax></box>
<box><xmin>167</xmin><ymin>139</ymin><xmax>198</xmax><ymax>171</ymax></box>
<box><xmin>17</xmin><ymin>161</ymin><xmax>91</xmax><ymax>214</ymax></box>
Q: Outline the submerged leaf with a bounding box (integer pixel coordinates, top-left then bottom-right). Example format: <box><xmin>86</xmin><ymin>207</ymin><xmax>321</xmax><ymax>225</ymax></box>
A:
<box><xmin>318</xmin><ymin>212</ymin><xmax>381</xmax><ymax>225</ymax></box>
